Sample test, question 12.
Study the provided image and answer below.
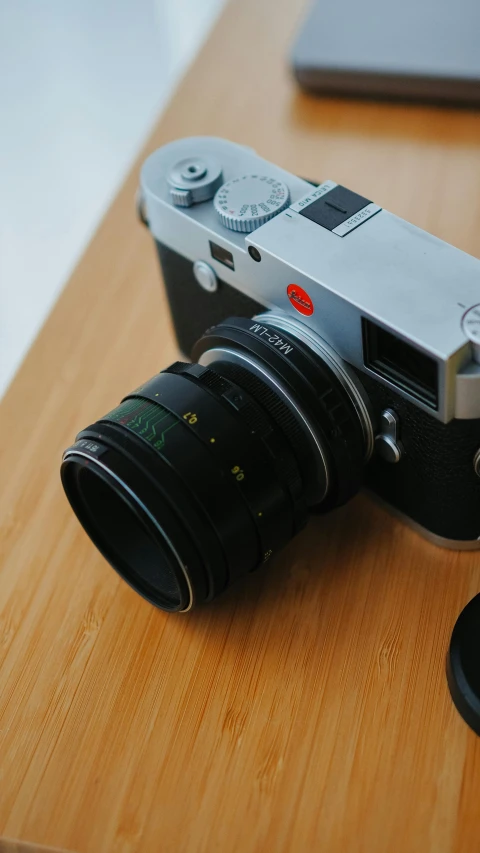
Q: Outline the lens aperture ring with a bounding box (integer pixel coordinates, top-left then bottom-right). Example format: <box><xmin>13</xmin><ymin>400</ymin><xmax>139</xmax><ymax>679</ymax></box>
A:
<box><xmin>161</xmin><ymin>363</ymin><xmax>306</xmax><ymax>515</ymax></box>
<box><xmin>125</xmin><ymin>370</ymin><xmax>306</xmax><ymax>572</ymax></box>
<box><xmin>165</xmin><ymin>362</ymin><xmax>306</xmax><ymax>509</ymax></box>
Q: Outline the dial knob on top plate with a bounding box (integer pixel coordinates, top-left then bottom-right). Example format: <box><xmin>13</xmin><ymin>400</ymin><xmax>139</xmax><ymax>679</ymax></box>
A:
<box><xmin>214</xmin><ymin>175</ymin><xmax>290</xmax><ymax>233</ymax></box>
<box><xmin>167</xmin><ymin>156</ymin><xmax>223</xmax><ymax>207</ymax></box>
<box><xmin>462</xmin><ymin>304</ymin><xmax>480</xmax><ymax>364</ymax></box>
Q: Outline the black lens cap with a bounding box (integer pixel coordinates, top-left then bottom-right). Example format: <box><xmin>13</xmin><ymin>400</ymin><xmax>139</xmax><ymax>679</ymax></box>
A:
<box><xmin>446</xmin><ymin>593</ymin><xmax>480</xmax><ymax>736</ymax></box>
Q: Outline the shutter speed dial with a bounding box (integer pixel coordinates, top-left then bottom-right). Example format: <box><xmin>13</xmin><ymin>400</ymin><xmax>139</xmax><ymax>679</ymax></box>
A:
<box><xmin>214</xmin><ymin>175</ymin><xmax>290</xmax><ymax>233</ymax></box>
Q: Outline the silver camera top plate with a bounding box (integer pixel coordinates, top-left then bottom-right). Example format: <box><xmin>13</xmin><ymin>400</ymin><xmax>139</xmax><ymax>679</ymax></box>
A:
<box><xmin>141</xmin><ymin>136</ymin><xmax>480</xmax><ymax>422</ymax></box>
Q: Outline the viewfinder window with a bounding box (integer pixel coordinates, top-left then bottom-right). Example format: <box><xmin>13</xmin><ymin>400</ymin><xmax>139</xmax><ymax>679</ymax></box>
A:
<box><xmin>363</xmin><ymin>318</ymin><xmax>438</xmax><ymax>409</ymax></box>
<box><xmin>210</xmin><ymin>241</ymin><xmax>234</xmax><ymax>270</ymax></box>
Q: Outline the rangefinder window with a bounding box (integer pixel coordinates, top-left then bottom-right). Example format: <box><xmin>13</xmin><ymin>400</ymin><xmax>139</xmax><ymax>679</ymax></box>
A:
<box><xmin>363</xmin><ymin>319</ymin><xmax>438</xmax><ymax>409</ymax></box>
<box><xmin>209</xmin><ymin>241</ymin><xmax>234</xmax><ymax>270</ymax></box>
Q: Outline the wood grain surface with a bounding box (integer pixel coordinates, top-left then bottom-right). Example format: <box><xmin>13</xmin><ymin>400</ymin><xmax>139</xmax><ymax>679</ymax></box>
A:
<box><xmin>1</xmin><ymin>0</ymin><xmax>480</xmax><ymax>850</ymax></box>
<box><xmin>0</xmin><ymin>839</ymin><xmax>73</xmax><ymax>853</ymax></box>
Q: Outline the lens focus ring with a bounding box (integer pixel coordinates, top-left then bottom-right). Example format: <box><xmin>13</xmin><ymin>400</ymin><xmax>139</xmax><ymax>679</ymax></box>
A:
<box><xmin>126</xmin><ymin>366</ymin><xmax>308</xmax><ymax>556</ymax></box>
<box><xmin>115</xmin><ymin>365</ymin><xmax>309</xmax><ymax>583</ymax></box>
<box><xmin>162</xmin><ymin>361</ymin><xmax>306</xmax><ymax>509</ymax></box>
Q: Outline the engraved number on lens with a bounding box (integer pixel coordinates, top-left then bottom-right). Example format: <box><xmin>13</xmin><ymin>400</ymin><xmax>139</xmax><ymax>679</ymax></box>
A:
<box><xmin>183</xmin><ymin>412</ymin><xmax>198</xmax><ymax>424</ymax></box>
<box><xmin>231</xmin><ymin>465</ymin><xmax>245</xmax><ymax>481</ymax></box>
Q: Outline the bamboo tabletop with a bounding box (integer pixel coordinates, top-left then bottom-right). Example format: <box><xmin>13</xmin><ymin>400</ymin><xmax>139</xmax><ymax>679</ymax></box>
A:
<box><xmin>1</xmin><ymin>0</ymin><xmax>480</xmax><ymax>850</ymax></box>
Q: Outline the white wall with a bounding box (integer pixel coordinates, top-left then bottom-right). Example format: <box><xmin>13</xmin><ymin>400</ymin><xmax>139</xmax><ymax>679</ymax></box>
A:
<box><xmin>0</xmin><ymin>0</ymin><xmax>226</xmax><ymax>399</ymax></box>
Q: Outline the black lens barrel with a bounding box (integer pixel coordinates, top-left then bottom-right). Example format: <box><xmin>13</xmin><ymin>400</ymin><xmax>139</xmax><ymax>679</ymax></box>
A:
<box><xmin>61</xmin><ymin>315</ymin><xmax>370</xmax><ymax>611</ymax></box>
<box><xmin>62</xmin><ymin>347</ymin><xmax>310</xmax><ymax>609</ymax></box>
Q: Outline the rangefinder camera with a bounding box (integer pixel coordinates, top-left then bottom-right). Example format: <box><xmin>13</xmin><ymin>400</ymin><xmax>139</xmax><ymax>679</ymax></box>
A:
<box><xmin>61</xmin><ymin>137</ymin><xmax>480</xmax><ymax>612</ymax></box>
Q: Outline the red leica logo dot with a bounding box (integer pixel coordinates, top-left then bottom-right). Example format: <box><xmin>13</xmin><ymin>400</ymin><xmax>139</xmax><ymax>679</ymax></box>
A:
<box><xmin>287</xmin><ymin>284</ymin><xmax>314</xmax><ymax>316</ymax></box>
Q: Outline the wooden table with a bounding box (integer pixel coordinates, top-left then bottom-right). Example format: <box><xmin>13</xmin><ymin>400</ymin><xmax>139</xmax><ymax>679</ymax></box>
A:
<box><xmin>1</xmin><ymin>1</ymin><xmax>480</xmax><ymax>850</ymax></box>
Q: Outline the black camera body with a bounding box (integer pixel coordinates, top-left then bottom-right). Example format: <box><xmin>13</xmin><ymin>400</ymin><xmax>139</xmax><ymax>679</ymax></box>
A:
<box><xmin>62</xmin><ymin>137</ymin><xmax>480</xmax><ymax>613</ymax></box>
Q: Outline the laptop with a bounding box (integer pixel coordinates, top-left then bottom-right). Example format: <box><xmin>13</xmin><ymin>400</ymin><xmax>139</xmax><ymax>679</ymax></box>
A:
<box><xmin>292</xmin><ymin>0</ymin><xmax>480</xmax><ymax>104</ymax></box>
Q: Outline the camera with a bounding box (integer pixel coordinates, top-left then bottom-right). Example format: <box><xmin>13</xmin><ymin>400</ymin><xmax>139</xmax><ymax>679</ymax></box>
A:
<box><xmin>61</xmin><ymin>136</ymin><xmax>480</xmax><ymax>612</ymax></box>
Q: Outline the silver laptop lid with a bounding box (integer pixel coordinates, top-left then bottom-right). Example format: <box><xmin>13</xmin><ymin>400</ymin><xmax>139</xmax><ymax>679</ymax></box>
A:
<box><xmin>292</xmin><ymin>0</ymin><xmax>480</xmax><ymax>104</ymax></box>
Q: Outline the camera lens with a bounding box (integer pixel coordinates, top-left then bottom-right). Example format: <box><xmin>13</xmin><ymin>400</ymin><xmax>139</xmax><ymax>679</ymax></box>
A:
<box><xmin>61</xmin><ymin>456</ymin><xmax>189</xmax><ymax>609</ymax></box>
<box><xmin>61</xmin><ymin>315</ymin><xmax>373</xmax><ymax>611</ymax></box>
